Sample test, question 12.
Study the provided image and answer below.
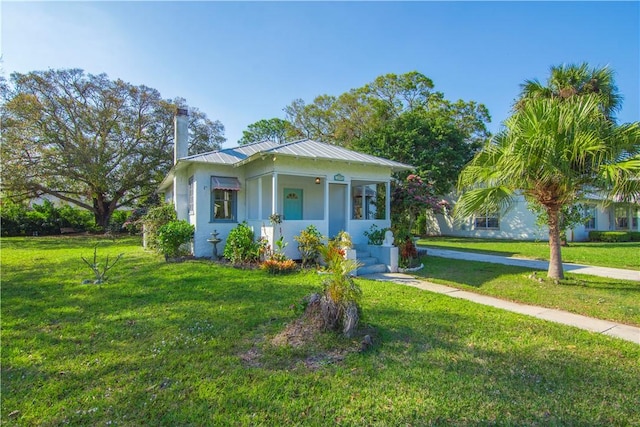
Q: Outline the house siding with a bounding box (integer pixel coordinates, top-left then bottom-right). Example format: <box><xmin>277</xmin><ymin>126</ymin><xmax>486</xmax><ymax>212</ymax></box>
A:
<box><xmin>429</xmin><ymin>194</ymin><xmax>637</xmax><ymax>242</ymax></box>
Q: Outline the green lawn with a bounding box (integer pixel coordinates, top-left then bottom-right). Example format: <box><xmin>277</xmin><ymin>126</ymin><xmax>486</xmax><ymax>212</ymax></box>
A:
<box><xmin>413</xmin><ymin>256</ymin><xmax>640</xmax><ymax>327</ymax></box>
<box><xmin>416</xmin><ymin>236</ymin><xmax>640</xmax><ymax>270</ymax></box>
<box><xmin>2</xmin><ymin>236</ymin><xmax>640</xmax><ymax>425</ymax></box>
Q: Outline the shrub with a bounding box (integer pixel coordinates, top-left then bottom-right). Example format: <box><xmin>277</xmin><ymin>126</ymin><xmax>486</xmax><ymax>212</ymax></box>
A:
<box><xmin>631</xmin><ymin>232</ymin><xmax>640</xmax><ymax>242</ymax></box>
<box><xmin>260</xmin><ymin>259</ymin><xmax>297</xmax><ymax>274</ymax></box>
<box><xmin>588</xmin><ymin>231</ymin><xmax>632</xmax><ymax>242</ymax></box>
<box><xmin>141</xmin><ymin>204</ymin><xmax>177</xmax><ymax>250</ymax></box>
<box><xmin>363</xmin><ymin>224</ymin><xmax>388</xmax><ymax>245</ymax></box>
<box><xmin>108</xmin><ymin>210</ymin><xmax>131</xmax><ymax>233</ymax></box>
<box><xmin>294</xmin><ymin>225</ymin><xmax>323</xmax><ymax>266</ymax></box>
<box><xmin>157</xmin><ymin>220</ymin><xmax>195</xmax><ymax>259</ymax></box>
<box><xmin>223</xmin><ymin>222</ymin><xmax>260</xmax><ymax>265</ymax></box>
<box><xmin>397</xmin><ymin>236</ymin><xmax>418</xmax><ymax>268</ymax></box>
<box><xmin>58</xmin><ymin>205</ymin><xmax>95</xmax><ymax>231</ymax></box>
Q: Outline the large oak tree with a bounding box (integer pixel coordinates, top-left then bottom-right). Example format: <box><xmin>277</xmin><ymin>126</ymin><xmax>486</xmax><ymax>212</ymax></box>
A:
<box><xmin>1</xmin><ymin>69</ymin><xmax>225</xmax><ymax>229</ymax></box>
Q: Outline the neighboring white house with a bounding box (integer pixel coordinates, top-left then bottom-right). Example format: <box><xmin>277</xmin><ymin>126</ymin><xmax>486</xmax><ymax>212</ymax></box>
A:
<box><xmin>158</xmin><ymin>109</ymin><xmax>412</xmax><ymax>259</ymax></box>
<box><xmin>427</xmin><ymin>193</ymin><xmax>639</xmax><ymax>242</ymax></box>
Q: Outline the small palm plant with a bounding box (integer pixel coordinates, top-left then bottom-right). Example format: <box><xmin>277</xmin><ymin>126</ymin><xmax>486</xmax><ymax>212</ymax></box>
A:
<box><xmin>318</xmin><ymin>240</ymin><xmax>362</xmax><ymax>337</ymax></box>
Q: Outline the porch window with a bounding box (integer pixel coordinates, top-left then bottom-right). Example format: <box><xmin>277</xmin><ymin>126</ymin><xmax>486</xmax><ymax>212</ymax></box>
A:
<box><xmin>211</xmin><ymin>176</ymin><xmax>241</xmax><ymax>222</ymax></box>
<box><xmin>474</xmin><ymin>209</ymin><xmax>499</xmax><ymax>229</ymax></box>
<box><xmin>352</xmin><ymin>183</ymin><xmax>386</xmax><ymax>220</ymax></box>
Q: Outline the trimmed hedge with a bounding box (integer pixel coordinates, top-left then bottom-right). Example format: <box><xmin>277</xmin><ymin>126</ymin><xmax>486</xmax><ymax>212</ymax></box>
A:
<box><xmin>588</xmin><ymin>231</ymin><xmax>640</xmax><ymax>242</ymax></box>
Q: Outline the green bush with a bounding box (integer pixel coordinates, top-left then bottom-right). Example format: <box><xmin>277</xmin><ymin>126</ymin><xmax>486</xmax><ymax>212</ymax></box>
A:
<box><xmin>363</xmin><ymin>224</ymin><xmax>388</xmax><ymax>245</ymax></box>
<box><xmin>58</xmin><ymin>205</ymin><xmax>95</xmax><ymax>231</ymax></box>
<box><xmin>630</xmin><ymin>231</ymin><xmax>640</xmax><ymax>242</ymax></box>
<box><xmin>223</xmin><ymin>222</ymin><xmax>260</xmax><ymax>265</ymax></box>
<box><xmin>294</xmin><ymin>225</ymin><xmax>323</xmax><ymax>266</ymax></box>
<box><xmin>0</xmin><ymin>199</ymin><xmax>96</xmax><ymax>236</ymax></box>
<box><xmin>588</xmin><ymin>231</ymin><xmax>632</xmax><ymax>242</ymax></box>
<box><xmin>141</xmin><ymin>204</ymin><xmax>177</xmax><ymax>250</ymax></box>
<box><xmin>157</xmin><ymin>220</ymin><xmax>195</xmax><ymax>259</ymax></box>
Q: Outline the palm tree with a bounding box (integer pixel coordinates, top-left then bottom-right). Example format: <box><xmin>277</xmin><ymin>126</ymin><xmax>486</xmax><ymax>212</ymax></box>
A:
<box><xmin>456</xmin><ymin>94</ymin><xmax>639</xmax><ymax>279</ymax></box>
<box><xmin>518</xmin><ymin>63</ymin><xmax>622</xmax><ymax>121</ymax></box>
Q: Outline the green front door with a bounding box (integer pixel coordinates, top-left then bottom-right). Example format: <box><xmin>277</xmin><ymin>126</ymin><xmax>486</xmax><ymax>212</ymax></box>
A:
<box><xmin>283</xmin><ymin>188</ymin><xmax>303</xmax><ymax>220</ymax></box>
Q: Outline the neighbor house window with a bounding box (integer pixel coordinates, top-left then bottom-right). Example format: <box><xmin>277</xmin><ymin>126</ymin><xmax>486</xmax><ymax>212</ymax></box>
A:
<box><xmin>188</xmin><ymin>176</ymin><xmax>195</xmax><ymax>214</ymax></box>
<box><xmin>584</xmin><ymin>205</ymin><xmax>596</xmax><ymax>230</ymax></box>
<box><xmin>615</xmin><ymin>206</ymin><xmax>628</xmax><ymax>229</ymax></box>
<box><xmin>633</xmin><ymin>206</ymin><xmax>639</xmax><ymax>229</ymax></box>
<box><xmin>474</xmin><ymin>210</ymin><xmax>499</xmax><ymax>229</ymax></box>
<box><xmin>211</xmin><ymin>176</ymin><xmax>241</xmax><ymax>222</ymax></box>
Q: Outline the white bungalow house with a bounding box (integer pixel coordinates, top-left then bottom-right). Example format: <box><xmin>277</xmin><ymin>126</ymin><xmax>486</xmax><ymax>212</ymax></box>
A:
<box><xmin>427</xmin><ymin>193</ymin><xmax>639</xmax><ymax>241</ymax></box>
<box><xmin>158</xmin><ymin>109</ymin><xmax>412</xmax><ymax>264</ymax></box>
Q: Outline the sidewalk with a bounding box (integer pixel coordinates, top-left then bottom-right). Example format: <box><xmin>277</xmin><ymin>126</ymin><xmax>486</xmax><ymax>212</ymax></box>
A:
<box><xmin>420</xmin><ymin>247</ymin><xmax>640</xmax><ymax>282</ymax></box>
<box><xmin>363</xmin><ymin>272</ymin><xmax>640</xmax><ymax>345</ymax></box>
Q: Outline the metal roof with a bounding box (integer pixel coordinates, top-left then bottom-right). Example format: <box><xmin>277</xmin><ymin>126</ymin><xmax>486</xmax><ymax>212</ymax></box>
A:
<box><xmin>182</xmin><ymin>139</ymin><xmax>413</xmax><ymax>171</ymax></box>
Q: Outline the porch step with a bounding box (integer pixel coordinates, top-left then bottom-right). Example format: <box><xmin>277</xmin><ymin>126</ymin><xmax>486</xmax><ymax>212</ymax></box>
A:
<box><xmin>354</xmin><ymin>247</ymin><xmax>386</xmax><ymax>275</ymax></box>
<box><xmin>357</xmin><ymin>263</ymin><xmax>388</xmax><ymax>275</ymax></box>
<box><xmin>357</xmin><ymin>256</ymin><xmax>379</xmax><ymax>267</ymax></box>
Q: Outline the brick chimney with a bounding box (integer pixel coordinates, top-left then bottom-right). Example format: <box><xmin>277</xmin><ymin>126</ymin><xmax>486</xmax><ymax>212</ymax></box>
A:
<box><xmin>174</xmin><ymin>108</ymin><xmax>189</xmax><ymax>164</ymax></box>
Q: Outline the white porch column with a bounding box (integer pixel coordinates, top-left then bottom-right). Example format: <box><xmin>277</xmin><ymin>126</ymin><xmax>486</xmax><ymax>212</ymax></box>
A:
<box><xmin>257</xmin><ymin>176</ymin><xmax>263</xmax><ymax>219</ymax></box>
<box><xmin>272</xmin><ymin>172</ymin><xmax>278</xmax><ymax>214</ymax></box>
<box><xmin>323</xmin><ymin>177</ymin><xmax>329</xmax><ymax>223</ymax></box>
<box><xmin>385</xmin><ymin>180</ymin><xmax>391</xmax><ymax>221</ymax></box>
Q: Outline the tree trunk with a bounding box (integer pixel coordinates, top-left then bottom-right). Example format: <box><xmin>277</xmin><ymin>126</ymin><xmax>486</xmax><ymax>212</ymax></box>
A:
<box><xmin>93</xmin><ymin>196</ymin><xmax>117</xmax><ymax>231</ymax></box>
<box><xmin>547</xmin><ymin>205</ymin><xmax>565</xmax><ymax>280</ymax></box>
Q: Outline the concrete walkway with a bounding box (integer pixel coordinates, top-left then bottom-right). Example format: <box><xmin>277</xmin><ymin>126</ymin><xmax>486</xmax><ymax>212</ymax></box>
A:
<box><xmin>420</xmin><ymin>247</ymin><xmax>640</xmax><ymax>282</ymax></box>
<box><xmin>363</xmin><ymin>272</ymin><xmax>640</xmax><ymax>344</ymax></box>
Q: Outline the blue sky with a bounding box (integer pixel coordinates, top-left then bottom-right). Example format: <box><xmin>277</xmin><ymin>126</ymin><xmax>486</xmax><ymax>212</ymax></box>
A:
<box><xmin>2</xmin><ymin>1</ymin><xmax>638</xmax><ymax>147</ymax></box>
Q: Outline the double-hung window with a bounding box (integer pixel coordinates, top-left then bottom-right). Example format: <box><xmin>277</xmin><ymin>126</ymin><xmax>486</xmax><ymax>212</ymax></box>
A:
<box><xmin>211</xmin><ymin>176</ymin><xmax>241</xmax><ymax>222</ymax></box>
<box><xmin>583</xmin><ymin>205</ymin><xmax>596</xmax><ymax>230</ymax></box>
<box><xmin>474</xmin><ymin>209</ymin><xmax>500</xmax><ymax>230</ymax></box>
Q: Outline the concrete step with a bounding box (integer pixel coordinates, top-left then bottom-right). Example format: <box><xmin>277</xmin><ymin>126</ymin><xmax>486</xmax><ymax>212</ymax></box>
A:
<box><xmin>357</xmin><ymin>256</ymin><xmax>379</xmax><ymax>266</ymax></box>
<box><xmin>355</xmin><ymin>250</ymin><xmax>371</xmax><ymax>259</ymax></box>
<box><xmin>357</xmin><ymin>263</ymin><xmax>387</xmax><ymax>275</ymax></box>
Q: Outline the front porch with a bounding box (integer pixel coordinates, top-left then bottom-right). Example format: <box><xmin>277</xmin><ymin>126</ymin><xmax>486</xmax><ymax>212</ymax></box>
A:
<box><xmin>245</xmin><ymin>173</ymin><xmax>392</xmax><ymax>260</ymax></box>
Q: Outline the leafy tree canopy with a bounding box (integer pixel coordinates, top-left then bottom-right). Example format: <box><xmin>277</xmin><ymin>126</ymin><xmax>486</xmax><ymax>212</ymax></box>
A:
<box><xmin>283</xmin><ymin>71</ymin><xmax>491</xmax><ymax>193</ymax></box>
<box><xmin>1</xmin><ymin>68</ymin><xmax>225</xmax><ymax>229</ymax></box>
<box><xmin>238</xmin><ymin>118</ymin><xmax>297</xmax><ymax>145</ymax></box>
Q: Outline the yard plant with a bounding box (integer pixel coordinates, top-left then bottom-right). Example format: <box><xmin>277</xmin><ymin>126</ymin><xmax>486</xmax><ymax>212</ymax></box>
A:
<box><xmin>2</xmin><ymin>236</ymin><xmax>639</xmax><ymax>425</ymax></box>
<box><xmin>456</xmin><ymin>64</ymin><xmax>640</xmax><ymax>280</ymax></box>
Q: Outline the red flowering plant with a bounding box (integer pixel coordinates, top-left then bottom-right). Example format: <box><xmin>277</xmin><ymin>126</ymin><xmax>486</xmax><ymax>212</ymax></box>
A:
<box><xmin>391</xmin><ymin>174</ymin><xmax>449</xmax><ymax>267</ymax></box>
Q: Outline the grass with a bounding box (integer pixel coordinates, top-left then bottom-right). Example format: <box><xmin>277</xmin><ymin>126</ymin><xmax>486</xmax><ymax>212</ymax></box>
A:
<box><xmin>2</xmin><ymin>236</ymin><xmax>640</xmax><ymax>425</ymax></box>
<box><xmin>413</xmin><ymin>256</ymin><xmax>640</xmax><ymax>327</ymax></box>
<box><xmin>416</xmin><ymin>236</ymin><xmax>640</xmax><ymax>270</ymax></box>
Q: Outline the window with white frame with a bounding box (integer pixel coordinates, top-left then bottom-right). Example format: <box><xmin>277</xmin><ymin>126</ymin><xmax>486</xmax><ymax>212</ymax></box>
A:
<box><xmin>615</xmin><ymin>206</ymin><xmax>629</xmax><ymax>229</ymax></box>
<box><xmin>211</xmin><ymin>176</ymin><xmax>241</xmax><ymax>222</ymax></box>
<box><xmin>584</xmin><ymin>205</ymin><xmax>596</xmax><ymax>229</ymax></box>
<box><xmin>474</xmin><ymin>209</ymin><xmax>499</xmax><ymax>229</ymax></box>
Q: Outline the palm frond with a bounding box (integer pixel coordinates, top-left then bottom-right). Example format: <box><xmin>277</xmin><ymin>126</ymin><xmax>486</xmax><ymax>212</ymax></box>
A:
<box><xmin>453</xmin><ymin>186</ymin><xmax>514</xmax><ymax>220</ymax></box>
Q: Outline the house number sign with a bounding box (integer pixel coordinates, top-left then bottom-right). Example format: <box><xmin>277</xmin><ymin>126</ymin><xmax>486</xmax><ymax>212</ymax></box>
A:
<box><xmin>333</xmin><ymin>174</ymin><xmax>345</xmax><ymax>182</ymax></box>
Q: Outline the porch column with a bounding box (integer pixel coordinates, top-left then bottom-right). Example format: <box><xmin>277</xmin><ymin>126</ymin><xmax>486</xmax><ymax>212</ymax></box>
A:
<box><xmin>257</xmin><ymin>177</ymin><xmax>263</xmax><ymax>219</ymax></box>
<box><xmin>385</xmin><ymin>180</ymin><xmax>391</xmax><ymax>221</ymax></box>
<box><xmin>323</xmin><ymin>178</ymin><xmax>329</xmax><ymax>222</ymax></box>
<box><xmin>272</xmin><ymin>172</ymin><xmax>278</xmax><ymax>215</ymax></box>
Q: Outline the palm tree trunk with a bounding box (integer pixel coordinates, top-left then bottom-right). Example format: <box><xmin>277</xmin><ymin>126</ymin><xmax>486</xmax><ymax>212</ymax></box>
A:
<box><xmin>547</xmin><ymin>206</ymin><xmax>565</xmax><ymax>280</ymax></box>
